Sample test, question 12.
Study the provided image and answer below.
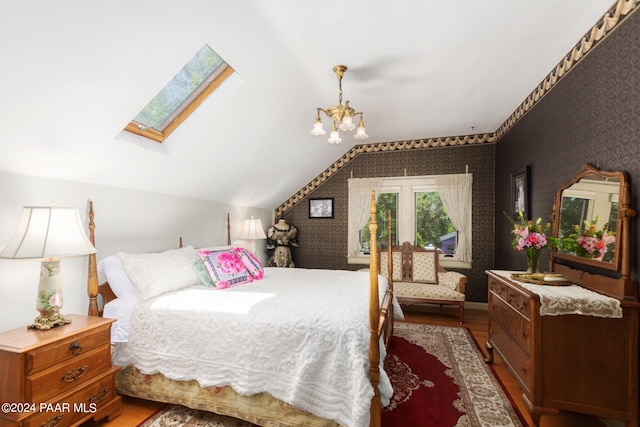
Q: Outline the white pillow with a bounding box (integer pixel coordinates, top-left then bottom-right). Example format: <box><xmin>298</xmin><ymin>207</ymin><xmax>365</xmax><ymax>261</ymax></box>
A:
<box><xmin>98</xmin><ymin>255</ymin><xmax>137</xmax><ymax>299</ymax></box>
<box><xmin>117</xmin><ymin>246</ymin><xmax>201</xmax><ymax>301</ymax></box>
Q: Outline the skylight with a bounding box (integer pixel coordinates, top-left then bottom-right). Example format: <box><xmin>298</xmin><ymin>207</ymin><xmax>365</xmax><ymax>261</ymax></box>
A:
<box><xmin>125</xmin><ymin>44</ymin><xmax>233</xmax><ymax>143</ymax></box>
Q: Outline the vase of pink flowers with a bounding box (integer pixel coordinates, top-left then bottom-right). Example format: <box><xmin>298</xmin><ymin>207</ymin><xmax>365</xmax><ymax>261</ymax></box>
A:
<box><xmin>506</xmin><ymin>211</ymin><xmax>550</xmax><ymax>273</ymax></box>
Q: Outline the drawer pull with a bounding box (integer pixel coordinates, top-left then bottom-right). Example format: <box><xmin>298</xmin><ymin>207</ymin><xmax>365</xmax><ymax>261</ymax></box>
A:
<box><xmin>40</xmin><ymin>414</ymin><xmax>63</xmax><ymax>427</ymax></box>
<box><xmin>69</xmin><ymin>341</ymin><xmax>83</xmax><ymax>355</ymax></box>
<box><xmin>88</xmin><ymin>387</ymin><xmax>111</xmax><ymax>404</ymax></box>
<box><xmin>61</xmin><ymin>365</ymin><xmax>87</xmax><ymax>382</ymax></box>
<box><xmin>511</xmin><ymin>298</ymin><xmax>524</xmax><ymax>310</ymax></box>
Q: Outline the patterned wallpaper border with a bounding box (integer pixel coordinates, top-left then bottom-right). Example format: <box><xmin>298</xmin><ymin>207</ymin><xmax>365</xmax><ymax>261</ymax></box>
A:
<box><xmin>275</xmin><ymin>133</ymin><xmax>495</xmax><ymax>216</ymax></box>
<box><xmin>495</xmin><ymin>0</ymin><xmax>638</xmax><ymax>139</ymax></box>
<box><xmin>275</xmin><ymin>0</ymin><xmax>638</xmax><ymax>217</ymax></box>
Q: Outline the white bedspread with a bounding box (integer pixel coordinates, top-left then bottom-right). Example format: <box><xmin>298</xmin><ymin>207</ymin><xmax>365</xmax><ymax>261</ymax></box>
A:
<box><xmin>112</xmin><ymin>267</ymin><xmax>402</xmax><ymax>427</ymax></box>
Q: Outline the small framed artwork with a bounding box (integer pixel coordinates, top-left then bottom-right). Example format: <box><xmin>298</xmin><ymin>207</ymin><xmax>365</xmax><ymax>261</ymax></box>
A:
<box><xmin>309</xmin><ymin>198</ymin><xmax>334</xmax><ymax>218</ymax></box>
<box><xmin>511</xmin><ymin>166</ymin><xmax>529</xmax><ymax>219</ymax></box>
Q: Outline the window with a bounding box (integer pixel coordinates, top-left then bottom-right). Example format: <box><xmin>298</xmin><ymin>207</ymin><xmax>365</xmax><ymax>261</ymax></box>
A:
<box><xmin>360</xmin><ymin>193</ymin><xmax>397</xmax><ymax>253</ymax></box>
<box><xmin>125</xmin><ymin>44</ymin><xmax>234</xmax><ymax>143</ymax></box>
<box><xmin>349</xmin><ymin>174</ymin><xmax>472</xmax><ymax>268</ymax></box>
<box><xmin>415</xmin><ymin>191</ymin><xmax>457</xmax><ymax>254</ymax></box>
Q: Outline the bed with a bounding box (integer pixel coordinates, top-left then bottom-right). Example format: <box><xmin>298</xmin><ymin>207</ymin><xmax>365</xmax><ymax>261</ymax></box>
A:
<box><xmin>85</xmin><ymin>191</ymin><xmax>400</xmax><ymax>427</ymax></box>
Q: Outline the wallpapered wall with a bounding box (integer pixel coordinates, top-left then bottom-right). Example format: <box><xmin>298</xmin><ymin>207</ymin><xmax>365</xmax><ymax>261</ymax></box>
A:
<box><xmin>275</xmin><ymin>144</ymin><xmax>495</xmax><ymax>304</ymax></box>
<box><xmin>270</xmin><ymin>8</ymin><xmax>640</xmax><ymax>303</ymax></box>
<box><xmin>495</xmin><ymin>8</ymin><xmax>640</xmax><ymax>282</ymax></box>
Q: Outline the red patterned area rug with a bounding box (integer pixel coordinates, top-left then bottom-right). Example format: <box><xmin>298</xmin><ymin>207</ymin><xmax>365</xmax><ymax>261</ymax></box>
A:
<box><xmin>138</xmin><ymin>322</ymin><xmax>525</xmax><ymax>427</ymax></box>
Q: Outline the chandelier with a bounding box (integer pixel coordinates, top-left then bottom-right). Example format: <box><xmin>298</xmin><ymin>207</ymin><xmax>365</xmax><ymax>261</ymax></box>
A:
<box><xmin>311</xmin><ymin>65</ymin><xmax>368</xmax><ymax>144</ymax></box>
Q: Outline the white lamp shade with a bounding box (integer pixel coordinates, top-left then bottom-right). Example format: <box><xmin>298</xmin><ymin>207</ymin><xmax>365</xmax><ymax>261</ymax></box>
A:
<box><xmin>328</xmin><ymin>129</ymin><xmax>342</xmax><ymax>144</ymax></box>
<box><xmin>339</xmin><ymin>115</ymin><xmax>356</xmax><ymax>131</ymax></box>
<box><xmin>354</xmin><ymin>125</ymin><xmax>368</xmax><ymax>139</ymax></box>
<box><xmin>311</xmin><ymin>121</ymin><xmax>326</xmax><ymax>136</ymax></box>
<box><xmin>0</xmin><ymin>207</ymin><xmax>97</xmax><ymax>260</ymax></box>
<box><xmin>239</xmin><ymin>217</ymin><xmax>266</xmax><ymax>240</ymax></box>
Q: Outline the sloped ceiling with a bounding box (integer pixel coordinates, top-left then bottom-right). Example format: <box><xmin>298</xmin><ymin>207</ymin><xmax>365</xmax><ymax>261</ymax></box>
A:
<box><xmin>0</xmin><ymin>1</ymin><xmax>615</xmax><ymax>209</ymax></box>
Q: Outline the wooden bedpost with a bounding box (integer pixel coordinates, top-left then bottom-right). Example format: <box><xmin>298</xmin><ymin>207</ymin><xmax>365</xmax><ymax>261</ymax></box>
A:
<box><xmin>227</xmin><ymin>212</ymin><xmax>231</xmax><ymax>245</ymax></box>
<box><xmin>386</xmin><ymin>209</ymin><xmax>393</xmax><ymax>291</ymax></box>
<box><xmin>368</xmin><ymin>190</ymin><xmax>381</xmax><ymax>427</ymax></box>
<box><xmin>385</xmin><ymin>209</ymin><xmax>394</xmax><ymax>341</ymax></box>
<box><xmin>87</xmin><ymin>201</ymin><xmax>100</xmax><ymax>317</ymax></box>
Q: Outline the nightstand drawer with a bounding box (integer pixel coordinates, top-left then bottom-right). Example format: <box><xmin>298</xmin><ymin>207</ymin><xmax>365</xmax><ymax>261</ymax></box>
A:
<box><xmin>24</xmin><ymin>368</ymin><xmax>119</xmax><ymax>427</ymax></box>
<box><xmin>26</xmin><ymin>345</ymin><xmax>112</xmax><ymax>403</ymax></box>
<box><xmin>26</xmin><ymin>325</ymin><xmax>110</xmax><ymax>375</ymax></box>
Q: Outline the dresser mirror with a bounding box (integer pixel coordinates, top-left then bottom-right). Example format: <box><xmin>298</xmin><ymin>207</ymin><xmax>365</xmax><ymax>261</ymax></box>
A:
<box><xmin>550</xmin><ymin>164</ymin><xmax>637</xmax><ymax>299</ymax></box>
<box><xmin>553</xmin><ymin>165</ymin><xmax>621</xmax><ymax>269</ymax></box>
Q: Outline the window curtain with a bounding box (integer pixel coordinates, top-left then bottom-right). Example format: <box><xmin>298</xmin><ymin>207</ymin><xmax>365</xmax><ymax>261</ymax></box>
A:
<box><xmin>434</xmin><ymin>173</ymin><xmax>473</xmax><ymax>263</ymax></box>
<box><xmin>347</xmin><ymin>178</ymin><xmax>383</xmax><ymax>257</ymax></box>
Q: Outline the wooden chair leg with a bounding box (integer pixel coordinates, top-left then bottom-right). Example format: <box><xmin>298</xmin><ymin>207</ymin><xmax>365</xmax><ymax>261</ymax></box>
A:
<box><xmin>458</xmin><ymin>302</ymin><xmax>464</xmax><ymax>324</ymax></box>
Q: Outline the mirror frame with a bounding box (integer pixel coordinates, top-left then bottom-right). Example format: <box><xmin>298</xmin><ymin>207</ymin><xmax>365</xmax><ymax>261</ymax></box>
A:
<box><xmin>551</xmin><ymin>164</ymin><xmax>635</xmax><ymax>274</ymax></box>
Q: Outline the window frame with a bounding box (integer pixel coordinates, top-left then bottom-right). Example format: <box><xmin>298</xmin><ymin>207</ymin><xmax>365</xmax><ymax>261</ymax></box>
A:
<box><xmin>348</xmin><ymin>175</ymin><xmax>472</xmax><ymax>269</ymax></box>
<box><xmin>125</xmin><ymin>53</ymin><xmax>234</xmax><ymax>143</ymax></box>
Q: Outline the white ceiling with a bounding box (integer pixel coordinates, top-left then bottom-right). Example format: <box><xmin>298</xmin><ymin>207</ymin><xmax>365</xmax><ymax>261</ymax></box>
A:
<box><xmin>0</xmin><ymin>1</ymin><xmax>615</xmax><ymax>209</ymax></box>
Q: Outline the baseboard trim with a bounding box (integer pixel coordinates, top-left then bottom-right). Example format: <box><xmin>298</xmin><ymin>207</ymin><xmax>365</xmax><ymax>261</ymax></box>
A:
<box><xmin>465</xmin><ymin>301</ymin><xmax>488</xmax><ymax>310</ymax></box>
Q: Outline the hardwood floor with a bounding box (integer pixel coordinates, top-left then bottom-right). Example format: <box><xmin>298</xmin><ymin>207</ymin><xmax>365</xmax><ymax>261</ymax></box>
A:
<box><xmin>86</xmin><ymin>306</ymin><xmax>607</xmax><ymax>427</ymax></box>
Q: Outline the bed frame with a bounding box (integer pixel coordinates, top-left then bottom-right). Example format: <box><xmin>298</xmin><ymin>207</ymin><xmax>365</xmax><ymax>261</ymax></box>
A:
<box><xmin>86</xmin><ymin>191</ymin><xmax>395</xmax><ymax>427</ymax></box>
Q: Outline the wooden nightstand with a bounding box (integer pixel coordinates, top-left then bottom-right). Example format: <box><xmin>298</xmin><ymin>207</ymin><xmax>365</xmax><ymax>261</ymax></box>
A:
<box><xmin>0</xmin><ymin>314</ymin><xmax>121</xmax><ymax>427</ymax></box>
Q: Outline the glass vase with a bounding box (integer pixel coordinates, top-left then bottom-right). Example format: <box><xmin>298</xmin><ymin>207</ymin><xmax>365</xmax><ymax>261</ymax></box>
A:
<box><xmin>525</xmin><ymin>248</ymin><xmax>541</xmax><ymax>274</ymax></box>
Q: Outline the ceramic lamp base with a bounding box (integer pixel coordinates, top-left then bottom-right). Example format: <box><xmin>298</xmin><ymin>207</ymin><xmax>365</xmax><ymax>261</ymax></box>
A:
<box><xmin>30</xmin><ymin>259</ymin><xmax>70</xmax><ymax>330</ymax></box>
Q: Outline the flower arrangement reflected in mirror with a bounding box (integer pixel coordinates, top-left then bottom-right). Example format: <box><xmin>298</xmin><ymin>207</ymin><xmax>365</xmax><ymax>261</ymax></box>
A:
<box><xmin>550</xmin><ymin>216</ymin><xmax>615</xmax><ymax>261</ymax></box>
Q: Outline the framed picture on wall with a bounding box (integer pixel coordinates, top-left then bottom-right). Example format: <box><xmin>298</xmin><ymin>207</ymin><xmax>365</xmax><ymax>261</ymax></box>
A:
<box><xmin>309</xmin><ymin>198</ymin><xmax>334</xmax><ymax>218</ymax></box>
<box><xmin>511</xmin><ymin>166</ymin><xmax>529</xmax><ymax>219</ymax></box>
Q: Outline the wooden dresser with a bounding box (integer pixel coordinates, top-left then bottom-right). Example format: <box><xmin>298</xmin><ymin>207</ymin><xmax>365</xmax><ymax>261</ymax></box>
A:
<box><xmin>486</xmin><ymin>270</ymin><xmax>639</xmax><ymax>427</ymax></box>
<box><xmin>0</xmin><ymin>314</ymin><xmax>121</xmax><ymax>427</ymax></box>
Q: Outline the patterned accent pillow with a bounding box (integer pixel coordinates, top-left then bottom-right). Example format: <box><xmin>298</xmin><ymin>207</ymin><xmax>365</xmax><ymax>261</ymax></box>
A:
<box><xmin>379</xmin><ymin>251</ymin><xmax>403</xmax><ymax>282</ymax></box>
<box><xmin>232</xmin><ymin>247</ymin><xmax>264</xmax><ymax>280</ymax></box>
<box><xmin>198</xmin><ymin>249</ymin><xmax>252</xmax><ymax>289</ymax></box>
<box><xmin>193</xmin><ymin>259</ymin><xmax>216</xmax><ymax>287</ymax></box>
<box><xmin>412</xmin><ymin>251</ymin><xmax>438</xmax><ymax>283</ymax></box>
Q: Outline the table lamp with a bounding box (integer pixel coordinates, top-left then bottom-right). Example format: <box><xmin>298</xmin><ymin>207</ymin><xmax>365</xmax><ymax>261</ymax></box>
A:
<box><xmin>239</xmin><ymin>216</ymin><xmax>266</xmax><ymax>255</ymax></box>
<box><xmin>0</xmin><ymin>206</ymin><xmax>97</xmax><ymax>330</ymax></box>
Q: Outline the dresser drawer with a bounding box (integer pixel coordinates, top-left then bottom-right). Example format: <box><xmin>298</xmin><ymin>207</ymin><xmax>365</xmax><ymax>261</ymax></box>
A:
<box><xmin>26</xmin><ymin>345</ymin><xmax>112</xmax><ymax>403</ymax></box>
<box><xmin>488</xmin><ymin>277</ymin><xmax>507</xmax><ymax>300</ymax></box>
<box><xmin>489</xmin><ymin>295</ymin><xmax>531</xmax><ymax>355</ymax></box>
<box><xmin>26</xmin><ymin>325</ymin><xmax>110</xmax><ymax>375</ymax></box>
<box><xmin>23</xmin><ymin>368</ymin><xmax>119</xmax><ymax>427</ymax></box>
<box><xmin>507</xmin><ymin>287</ymin><xmax>531</xmax><ymax>320</ymax></box>
<box><xmin>490</xmin><ymin>320</ymin><xmax>532</xmax><ymax>395</ymax></box>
